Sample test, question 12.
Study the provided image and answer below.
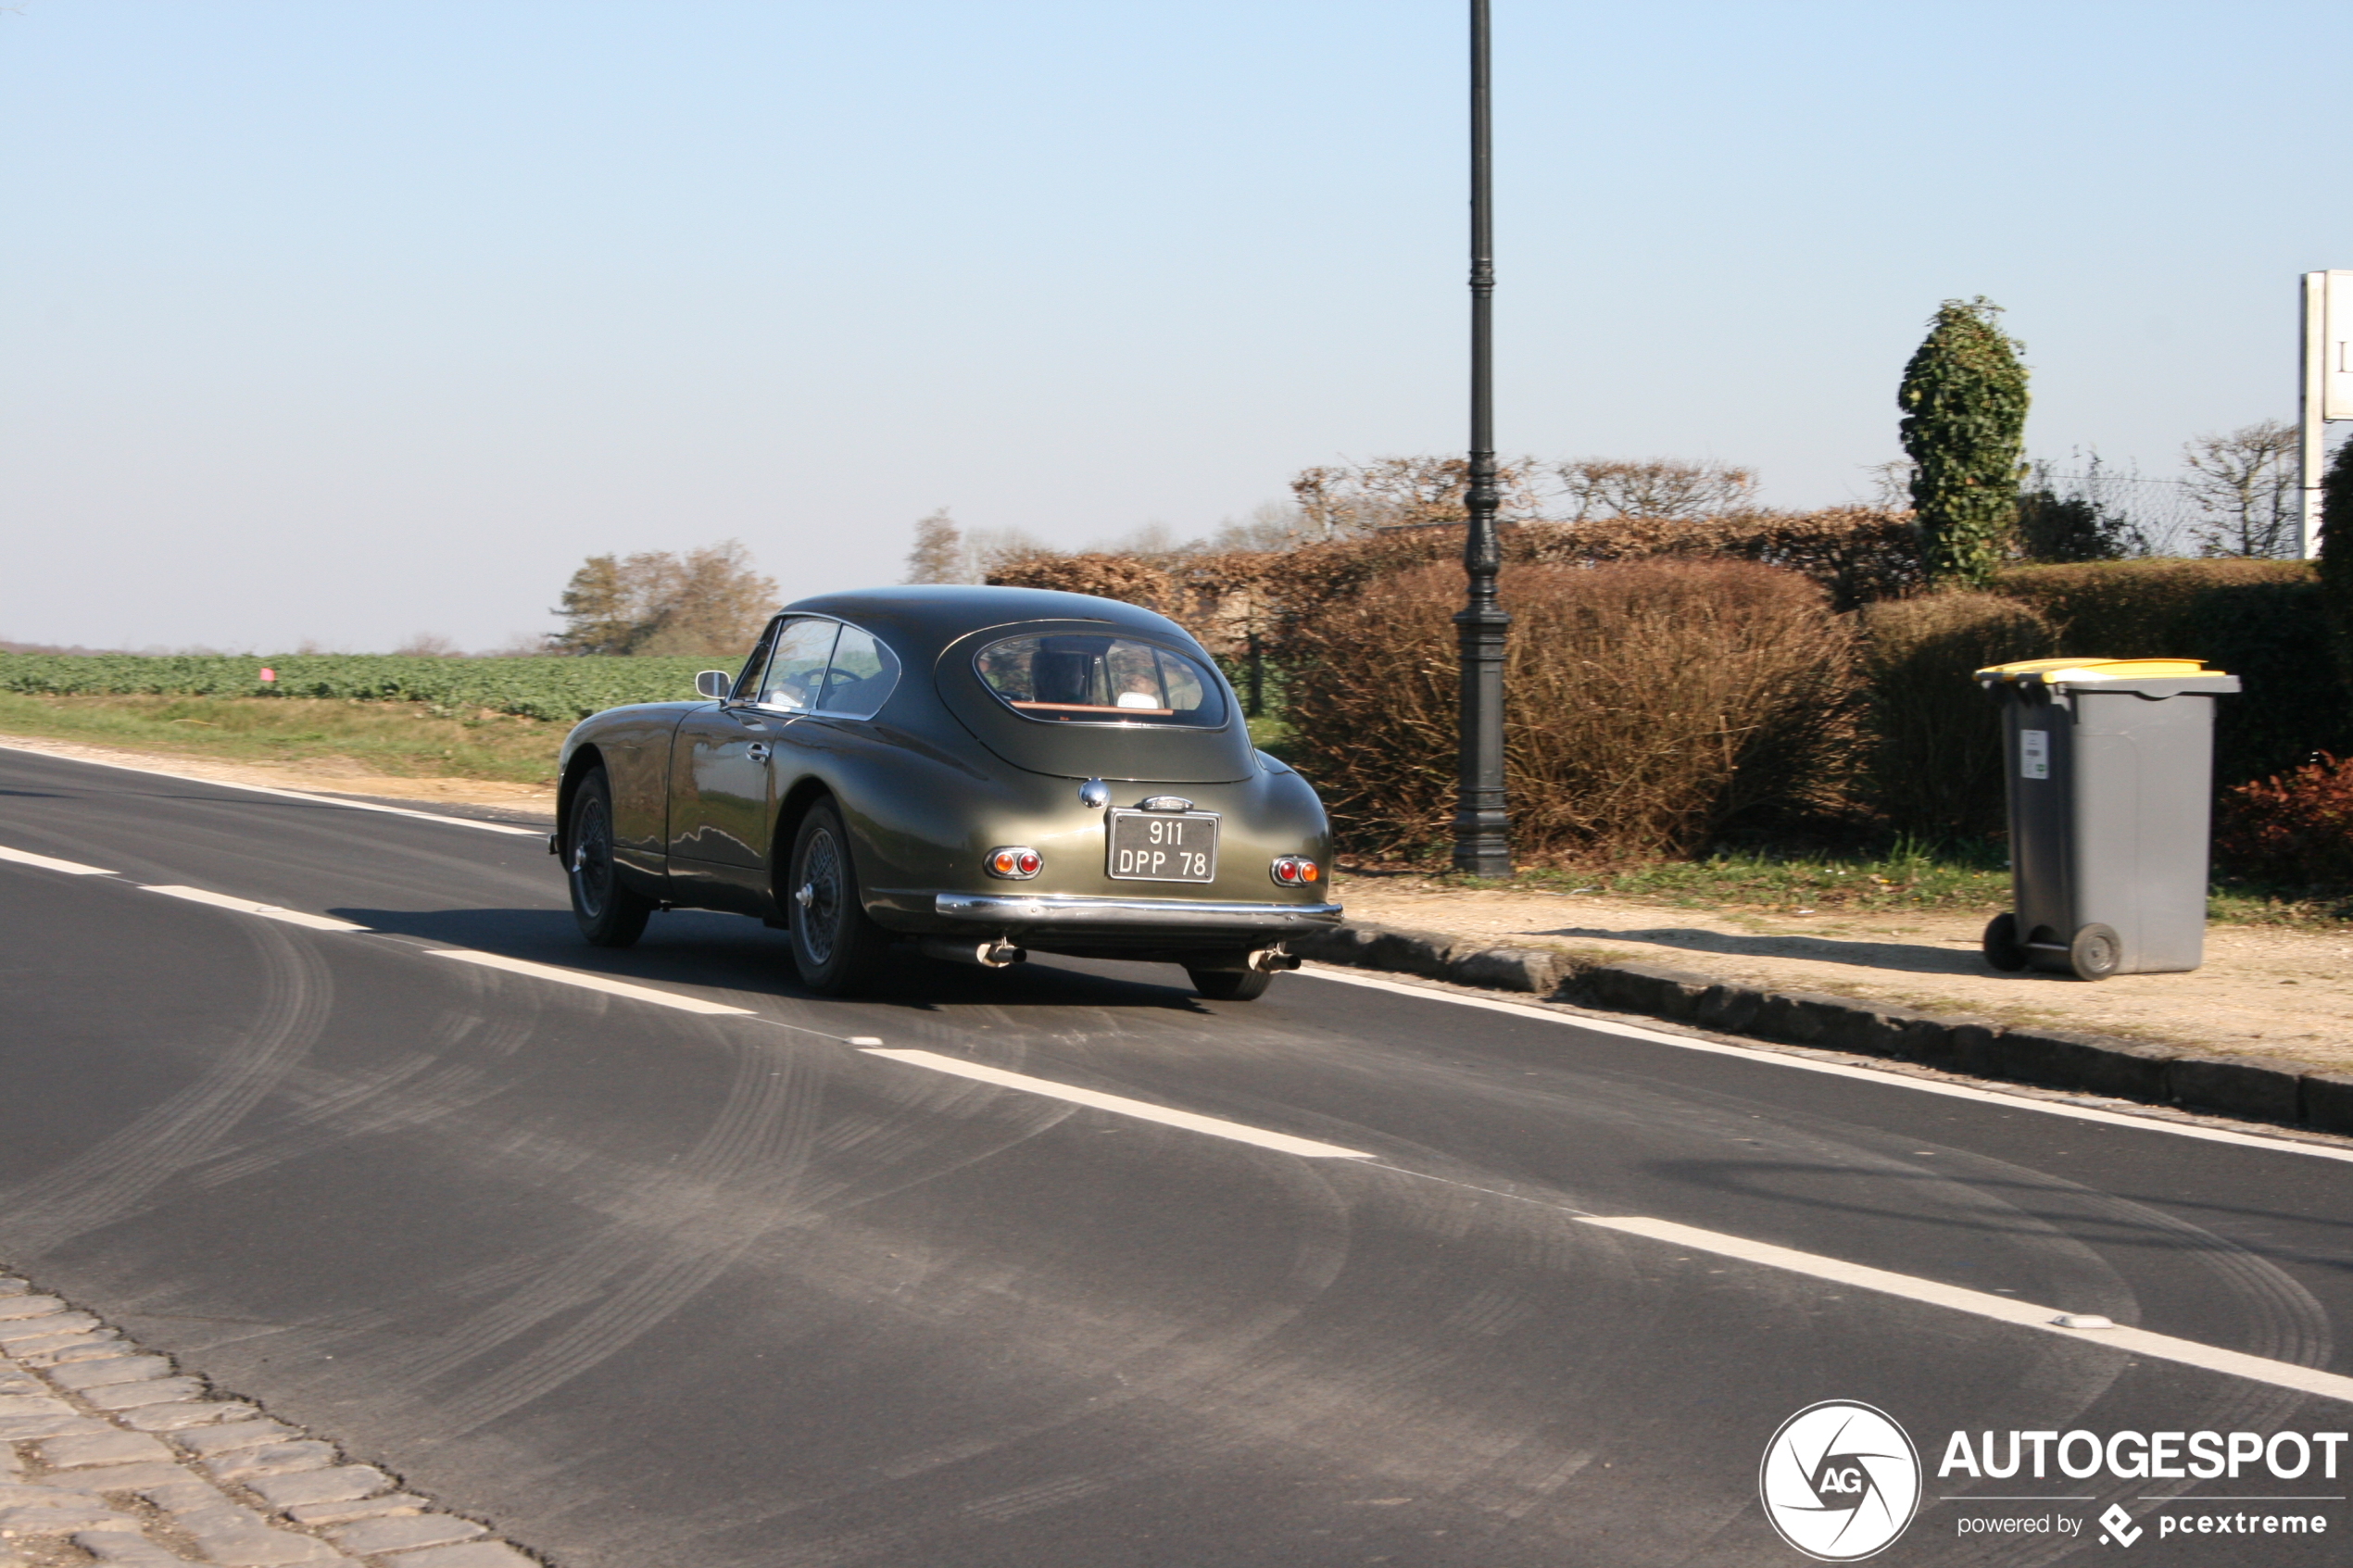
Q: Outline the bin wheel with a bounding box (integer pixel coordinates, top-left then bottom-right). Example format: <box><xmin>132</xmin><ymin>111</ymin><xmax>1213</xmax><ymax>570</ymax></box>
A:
<box><xmin>2068</xmin><ymin>923</ymin><xmax>2122</xmax><ymax>982</ymax></box>
<box><xmin>1981</xmin><ymin>912</ymin><xmax>2029</xmax><ymax>972</ymax></box>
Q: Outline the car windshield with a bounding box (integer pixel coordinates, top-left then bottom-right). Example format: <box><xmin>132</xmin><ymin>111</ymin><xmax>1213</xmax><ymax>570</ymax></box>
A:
<box><xmin>975</xmin><ymin>633</ymin><xmax>1226</xmax><ymax>728</ymax></box>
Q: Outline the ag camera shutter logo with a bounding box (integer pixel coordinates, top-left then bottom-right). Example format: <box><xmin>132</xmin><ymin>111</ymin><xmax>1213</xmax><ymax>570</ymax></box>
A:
<box><xmin>1760</xmin><ymin>1401</ymin><xmax>1922</xmax><ymax>1561</ymax></box>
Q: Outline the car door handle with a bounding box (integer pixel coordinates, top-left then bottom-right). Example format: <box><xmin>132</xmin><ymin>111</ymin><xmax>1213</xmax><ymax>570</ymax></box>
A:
<box><xmin>747</xmin><ymin>742</ymin><xmax>772</xmax><ymax>763</ymax></box>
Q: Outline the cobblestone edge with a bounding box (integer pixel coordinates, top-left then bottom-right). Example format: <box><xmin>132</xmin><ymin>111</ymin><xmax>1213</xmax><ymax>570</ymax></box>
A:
<box><xmin>1290</xmin><ymin>922</ymin><xmax>2353</xmax><ymax>1136</ymax></box>
<box><xmin>0</xmin><ymin>1276</ymin><xmax>542</xmax><ymax>1568</ymax></box>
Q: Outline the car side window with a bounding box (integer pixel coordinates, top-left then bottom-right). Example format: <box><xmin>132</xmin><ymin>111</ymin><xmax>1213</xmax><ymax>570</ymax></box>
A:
<box><xmin>754</xmin><ymin>618</ymin><xmax>840</xmax><ymax>712</ymax></box>
<box><xmin>815</xmin><ymin>624</ymin><xmax>901</xmax><ymax>719</ymax></box>
<box><xmin>732</xmin><ymin>619</ymin><xmax>782</xmax><ymax>702</ymax></box>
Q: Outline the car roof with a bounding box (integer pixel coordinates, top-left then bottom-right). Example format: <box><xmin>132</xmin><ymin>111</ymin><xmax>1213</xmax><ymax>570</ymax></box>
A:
<box><xmin>779</xmin><ymin>584</ymin><xmax>1191</xmax><ymax>659</ymax></box>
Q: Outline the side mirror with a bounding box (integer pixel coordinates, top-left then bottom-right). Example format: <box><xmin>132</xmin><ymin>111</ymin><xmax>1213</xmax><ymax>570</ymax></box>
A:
<box><xmin>695</xmin><ymin>670</ymin><xmax>733</xmax><ymax>700</ymax></box>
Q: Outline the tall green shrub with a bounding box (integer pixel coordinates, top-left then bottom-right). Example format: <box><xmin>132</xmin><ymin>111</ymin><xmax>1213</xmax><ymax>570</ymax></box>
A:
<box><xmin>1899</xmin><ymin>298</ymin><xmax>2030</xmax><ymax>588</ymax></box>
<box><xmin>1857</xmin><ymin>593</ymin><xmax>2056</xmax><ymax>840</ymax></box>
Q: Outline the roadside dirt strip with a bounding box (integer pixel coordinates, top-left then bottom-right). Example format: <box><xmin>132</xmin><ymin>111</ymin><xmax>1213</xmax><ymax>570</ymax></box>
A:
<box><xmin>0</xmin><ymin>1277</ymin><xmax>536</xmax><ymax>1568</ymax></box>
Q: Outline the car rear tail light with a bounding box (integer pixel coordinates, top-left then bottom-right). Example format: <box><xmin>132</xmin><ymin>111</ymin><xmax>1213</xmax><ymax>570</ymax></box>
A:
<box><xmin>987</xmin><ymin>847</ymin><xmax>1042</xmax><ymax>880</ymax></box>
<box><xmin>1270</xmin><ymin>856</ymin><xmax>1318</xmax><ymax>886</ymax></box>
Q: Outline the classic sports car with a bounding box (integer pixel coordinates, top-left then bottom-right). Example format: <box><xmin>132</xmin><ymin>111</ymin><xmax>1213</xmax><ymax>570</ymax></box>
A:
<box><xmin>552</xmin><ymin>585</ymin><xmax>1340</xmax><ymax>999</ymax></box>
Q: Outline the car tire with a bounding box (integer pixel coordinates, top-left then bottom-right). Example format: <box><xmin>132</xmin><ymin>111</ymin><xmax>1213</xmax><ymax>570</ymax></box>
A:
<box><xmin>1981</xmin><ymin>912</ymin><xmax>2029</xmax><ymax>972</ymax></box>
<box><xmin>787</xmin><ymin>800</ymin><xmax>894</xmax><ymax>995</ymax></box>
<box><xmin>1188</xmin><ymin>965</ymin><xmax>1273</xmax><ymax>1002</ymax></box>
<box><xmin>568</xmin><ymin>768</ymin><xmax>654</xmax><ymax>947</ymax></box>
<box><xmin>2067</xmin><ymin>922</ymin><xmax>2122</xmax><ymax>982</ymax></box>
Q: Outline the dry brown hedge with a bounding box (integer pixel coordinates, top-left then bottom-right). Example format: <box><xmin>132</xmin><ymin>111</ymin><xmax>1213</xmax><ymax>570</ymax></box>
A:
<box><xmin>1277</xmin><ymin>558</ymin><xmax>1855</xmax><ymax>862</ymax></box>
<box><xmin>988</xmin><ymin>507</ymin><xmax>1922</xmax><ymax>661</ymax></box>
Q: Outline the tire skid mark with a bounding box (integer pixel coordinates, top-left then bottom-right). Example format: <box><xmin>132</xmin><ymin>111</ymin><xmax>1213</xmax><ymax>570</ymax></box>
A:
<box><xmin>736</xmin><ymin>1171</ymin><xmax>1623</xmax><ymax>1562</ymax></box>
<box><xmin>180</xmin><ymin>997</ymin><xmax>545</xmax><ymax>1191</ymax></box>
<box><xmin>182</xmin><ymin>1053</ymin><xmax>439</xmax><ymax>1183</ymax></box>
<box><xmin>191</xmin><ymin>1060</ymin><xmax>500</xmax><ymax>1189</ymax></box>
<box><xmin>1</xmin><ymin>913</ymin><xmax>332</xmax><ymax>1254</ymax></box>
<box><xmin>676</xmin><ymin>1154</ymin><xmax>1360</xmax><ymax>1548</ymax></box>
<box><xmin>1841</xmin><ymin>1135</ymin><xmax>2334</xmax><ymax>1373</ymax></box>
<box><xmin>409</xmin><ymin>1037</ymin><xmax>834</xmax><ymax>1428</ymax></box>
<box><xmin>745</xmin><ymin>1129</ymin><xmax>2282</xmax><ymax>1568</ymax></box>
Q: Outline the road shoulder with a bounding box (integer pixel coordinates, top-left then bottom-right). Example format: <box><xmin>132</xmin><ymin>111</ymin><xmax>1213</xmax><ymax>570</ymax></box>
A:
<box><xmin>1295</xmin><ymin>909</ymin><xmax>2353</xmax><ymax>1140</ymax></box>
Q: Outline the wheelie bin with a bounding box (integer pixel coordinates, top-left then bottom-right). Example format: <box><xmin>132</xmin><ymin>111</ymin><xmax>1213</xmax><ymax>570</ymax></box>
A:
<box><xmin>1974</xmin><ymin>658</ymin><xmax>2240</xmax><ymax>981</ymax></box>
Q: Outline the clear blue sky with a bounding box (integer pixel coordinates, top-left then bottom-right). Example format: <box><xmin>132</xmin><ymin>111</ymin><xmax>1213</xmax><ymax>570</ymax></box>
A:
<box><xmin>5</xmin><ymin>1</ymin><xmax>2347</xmax><ymax>651</ymax></box>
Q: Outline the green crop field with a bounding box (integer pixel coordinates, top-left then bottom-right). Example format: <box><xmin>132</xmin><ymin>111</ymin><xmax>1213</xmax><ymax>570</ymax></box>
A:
<box><xmin>0</xmin><ymin>654</ymin><xmax>718</xmax><ymax>722</ymax></box>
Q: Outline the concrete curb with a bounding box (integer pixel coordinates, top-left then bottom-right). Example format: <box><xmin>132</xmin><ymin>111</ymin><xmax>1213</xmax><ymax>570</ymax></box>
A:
<box><xmin>1289</xmin><ymin>923</ymin><xmax>2353</xmax><ymax>1137</ymax></box>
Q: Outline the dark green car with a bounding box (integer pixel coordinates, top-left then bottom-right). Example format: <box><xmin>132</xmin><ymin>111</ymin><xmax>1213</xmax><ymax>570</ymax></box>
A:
<box><xmin>553</xmin><ymin>585</ymin><xmax>1340</xmax><ymax>999</ymax></box>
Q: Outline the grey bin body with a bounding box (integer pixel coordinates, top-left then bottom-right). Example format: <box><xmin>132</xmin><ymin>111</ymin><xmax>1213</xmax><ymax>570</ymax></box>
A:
<box><xmin>1979</xmin><ymin>659</ymin><xmax>2240</xmax><ymax>980</ymax></box>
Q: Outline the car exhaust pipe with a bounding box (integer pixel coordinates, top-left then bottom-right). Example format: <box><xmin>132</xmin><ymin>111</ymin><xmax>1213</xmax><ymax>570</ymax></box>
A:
<box><xmin>919</xmin><ymin>937</ymin><xmax>1027</xmax><ymax>969</ymax></box>
<box><xmin>1191</xmin><ymin>947</ymin><xmax>1302</xmax><ymax>975</ymax></box>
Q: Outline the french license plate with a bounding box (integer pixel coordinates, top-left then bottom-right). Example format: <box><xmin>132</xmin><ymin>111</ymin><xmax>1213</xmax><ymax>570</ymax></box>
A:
<box><xmin>1106</xmin><ymin>809</ymin><xmax>1219</xmax><ymax>883</ymax></box>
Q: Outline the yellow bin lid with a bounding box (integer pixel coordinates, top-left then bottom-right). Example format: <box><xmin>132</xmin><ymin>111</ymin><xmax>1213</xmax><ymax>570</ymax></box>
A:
<box><xmin>1975</xmin><ymin>657</ymin><xmax>2230</xmax><ymax>685</ymax></box>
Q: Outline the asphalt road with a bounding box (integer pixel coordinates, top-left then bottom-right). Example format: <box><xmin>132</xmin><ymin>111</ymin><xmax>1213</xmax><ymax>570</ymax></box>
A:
<box><xmin>2</xmin><ymin>744</ymin><xmax>2348</xmax><ymax>1567</ymax></box>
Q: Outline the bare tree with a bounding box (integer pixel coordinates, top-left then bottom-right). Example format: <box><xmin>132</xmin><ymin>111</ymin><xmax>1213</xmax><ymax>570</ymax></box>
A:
<box><xmin>1859</xmin><ymin>459</ymin><xmax>1918</xmax><ymax>511</ymax></box>
<box><xmin>1204</xmin><ymin>499</ymin><xmax>1313</xmax><ymax>553</ymax></box>
<box><xmin>550</xmin><ymin>539</ymin><xmax>778</xmax><ymax>656</ymax></box>
<box><xmin>902</xmin><ymin>509</ymin><xmax>963</xmax><ymax>584</ymax></box>
<box><xmin>392</xmin><ymin>633</ymin><xmax>460</xmax><ymax>657</ymax></box>
<box><xmin>1290</xmin><ymin>456</ymin><xmax>1542</xmax><ymax>538</ymax></box>
<box><xmin>1555</xmin><ymin>457</ymin><xmax>1757</xmax><ymax>521</ymax></box>
<box><xmin>2182</xmin><ymin>420</ymin><xmax>2300</xmax><ymax>558</ymax></box>
<box><xmin>963</xmin><ymin>526</ymin><xmax>1052</xmax><ymax>578</ymax></box>
<box><xmin>898</xmin><ymin>510</ymin><xmax>1054</xmax><ymax>584</ymax></box>
<box><xmin>2014</xmin><ymin>451</ymin><xmax>2150</xmax><ymax>562</ymax></box>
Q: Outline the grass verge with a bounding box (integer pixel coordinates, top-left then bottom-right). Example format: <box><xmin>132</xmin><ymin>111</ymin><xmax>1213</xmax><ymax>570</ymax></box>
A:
<box><xmin>0</xmin><ymin>692</ymin><xmax>563</xmax><ymax>788</ymax></box>
<box><xmin>13</xmin><ymin>693</ymin><xmax>2346</xmax><ymax>934</ymax></box>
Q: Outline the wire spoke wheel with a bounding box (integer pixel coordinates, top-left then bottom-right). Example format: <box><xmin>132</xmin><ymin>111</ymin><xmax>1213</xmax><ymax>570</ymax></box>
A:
<box><xmin>572</xmin><ymin>796</ymin><xmax>616</xmax><ymax>918</ymax></box>
<box><xmin>786</xmin><ymin>800</ymin><xmax>891</xmax><ymax>994</ymax></box>
<box><xmin>567</xmin><ymin>768</ymin><xmax>651</xmax><ymax>947</ymax></box>
<box><xmin>799</xmin><ymin>829</ymin><xmax>845</xmax><ymax>964</ymax></box>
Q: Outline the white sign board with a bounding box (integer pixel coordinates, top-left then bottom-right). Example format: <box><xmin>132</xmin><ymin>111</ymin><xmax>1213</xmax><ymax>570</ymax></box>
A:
<box><xmin>2328</xmin><ymin>270</ymin><xmax>2353</xmax><ymax>422</ymax></box>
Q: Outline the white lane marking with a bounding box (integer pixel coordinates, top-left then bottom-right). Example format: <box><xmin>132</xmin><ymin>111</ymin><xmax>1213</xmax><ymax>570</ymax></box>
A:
<box><xmin>427</xmin><ymin>948</ymin><xmax>755</xmax><ymax>1016</ymax></box>
<box><xmin>860</xmin><ymin>1047</ymin><xmax>1373</xmax><ymax>1160</ymax></box>
<box><xmin>1302</xmin><ymin>965</ymin><xmax>2353</xmax><ymax>1165</ymax></box>
<box><xmin>142</xmin><ymin>884</ymin><xmax>371</xmax><ymax>932</ymax></box>
<box><xmin>0</xmin><ymin>844</ymin><xmax>116</xmax><ymax>876</ymax></box>
<box><xmin>0</xmin><ymin>742</ymin><xmax>542</xmax><ymax>835</ymax></box>
<box><xmin>1583</xmin><ymin>1215</ymin><xmax>2353</xmax><ymax>1408</ymax></box>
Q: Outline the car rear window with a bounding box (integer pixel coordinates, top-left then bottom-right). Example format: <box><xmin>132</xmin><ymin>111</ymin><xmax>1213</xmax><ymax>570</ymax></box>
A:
<box><xmin>975</xmin><ymin>633</ymin><xmax>1227</xmax><ymax>727</ymax></box>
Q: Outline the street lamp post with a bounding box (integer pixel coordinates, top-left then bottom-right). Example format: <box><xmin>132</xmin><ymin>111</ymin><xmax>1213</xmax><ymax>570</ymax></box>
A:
<box><xmin>1453</xmin><ymin>0</ymin><xmax>1512</xmax><ymax>877</ymax></box>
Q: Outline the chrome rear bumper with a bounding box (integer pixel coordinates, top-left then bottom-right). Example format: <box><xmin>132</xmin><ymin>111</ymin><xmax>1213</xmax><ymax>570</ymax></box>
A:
<box><xmin>933</xmin><ymin>892</ymin><xmax>1342</xmax><ymax>934</ymax></box>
